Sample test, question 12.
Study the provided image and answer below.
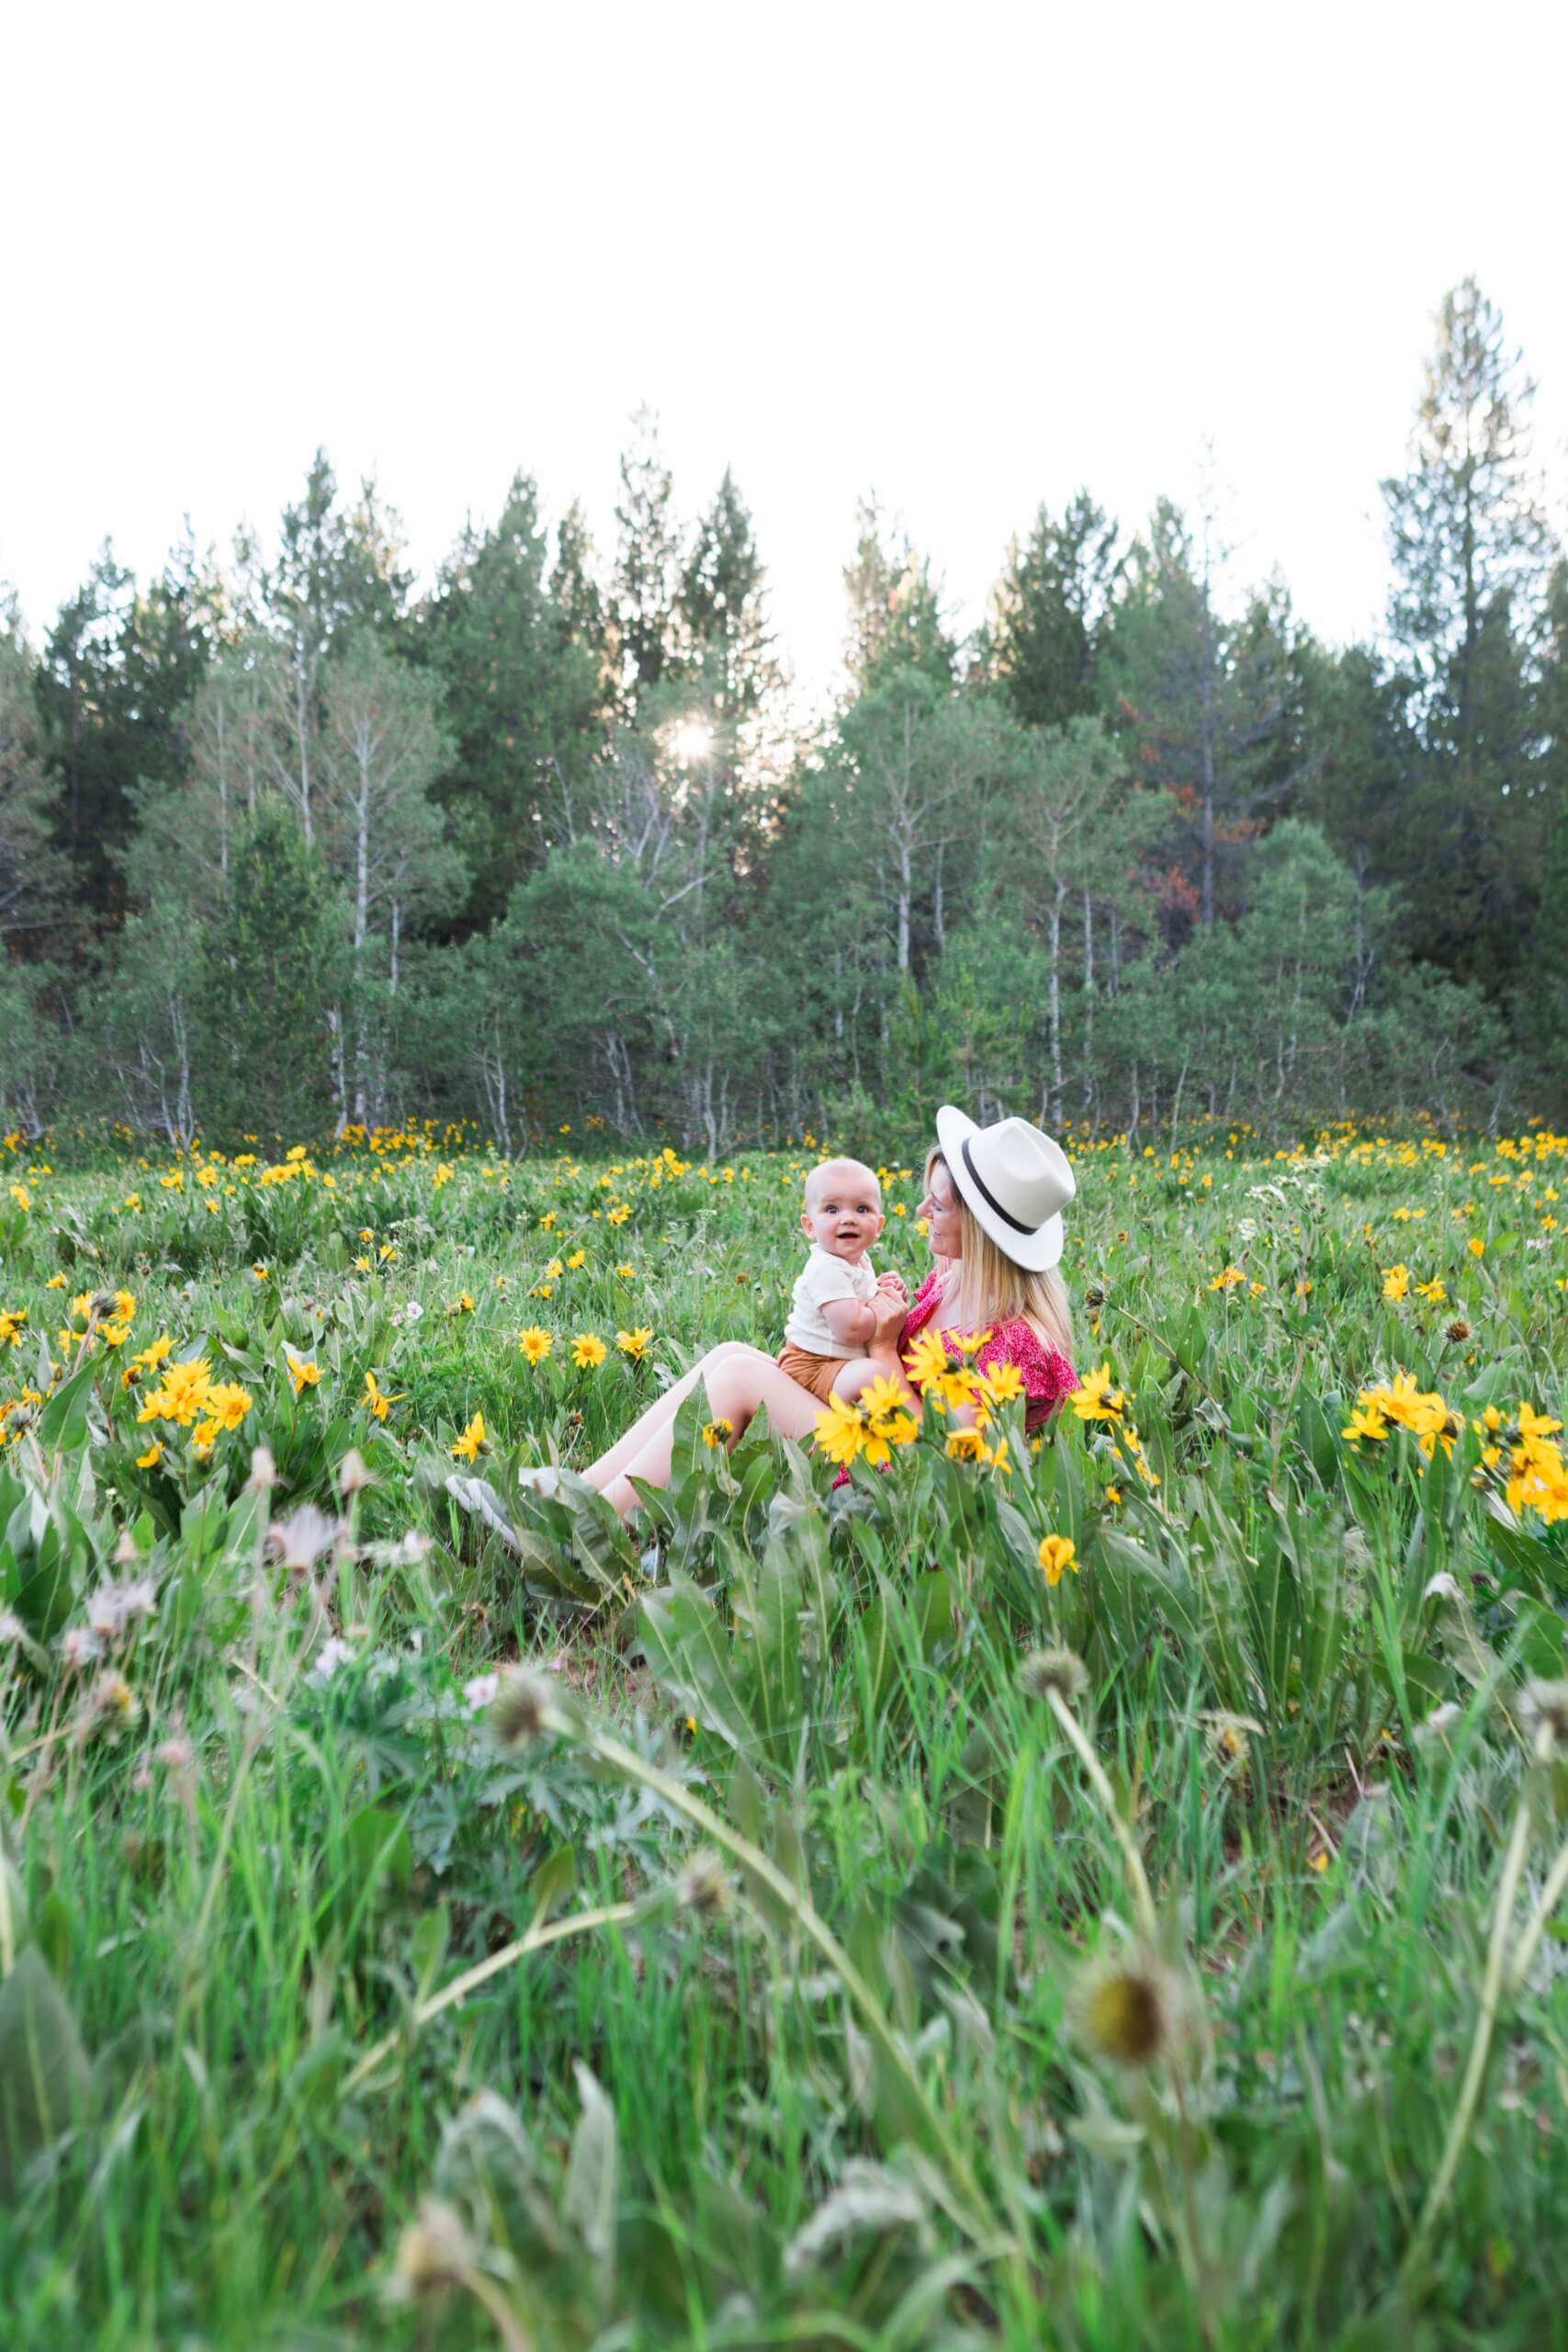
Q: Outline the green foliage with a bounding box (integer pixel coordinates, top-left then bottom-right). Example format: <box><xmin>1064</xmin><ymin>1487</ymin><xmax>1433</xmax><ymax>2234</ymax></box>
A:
<box><xmin>842</xmin><ymin>494</ymin><xmax>956</xmax><ymax>690</ymax></box>
<box><xmin>197</xmin><ymin>800</ymin><xmax>344</xmax><ymax>1137</ymax></box>
<box><xmin>9</xmin><ymin>276</ymin><xmax>1568</xmax><ymax>1146</ymax></box>
<box><xmin>1381</xmin><ymin>277</ymin><xmax>1558</xmax><ymax>995</ymax></box>
<box><xmin>977</xmin><ymin>489</ymin><xmax>1122</xmax><ymax>727</ymax></box>
<box><xmin>675</xmin><ymin>466</ymin><xmax>780</xmax><ymax>718</ymax></box>
<box><xmin>612</xmin><ymin>406</ymin><xmax>681</xmax><ymax>702</ymax></box>
<box><xmin>0</xmin><ymin>1124</ymin><xmax>1565</xmax><ymax>2341</ymax></box>
<box><xmin>421</xmin><ymin>472</ymin><xmax>604</xmax><ymax>932</ymax></box>
<box><xmin>34</xmin><ymin>534</ymin><xmax>220</xmax><ymax>922</ymax></box>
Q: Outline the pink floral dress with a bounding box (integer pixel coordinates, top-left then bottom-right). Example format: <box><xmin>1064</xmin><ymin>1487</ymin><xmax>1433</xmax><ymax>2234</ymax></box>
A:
<box><xmin>899</xmin><ymin>1268</ymin><xmax>1077</xmax><ymax>1432</ymax></box>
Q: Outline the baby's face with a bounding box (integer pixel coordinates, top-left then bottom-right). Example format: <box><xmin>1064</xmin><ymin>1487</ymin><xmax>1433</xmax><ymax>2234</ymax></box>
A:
<box><xmin>801</xmin><ymin>1162</ymin><xmax>884</xmax><ymax>1263</ymax></box>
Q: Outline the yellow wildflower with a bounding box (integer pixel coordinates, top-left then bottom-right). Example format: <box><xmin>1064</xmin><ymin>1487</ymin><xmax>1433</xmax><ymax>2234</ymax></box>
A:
<box><xmin>451</xmin><ymin>1412</ymin><xmax>486</xmax><ymax>1463</ymax></box>
<box><xmin>1039</xmin><ymin>1533</ymin><xmax>1078</xmax><ymax>1585</ymax></box>
<box><xmin>904</xmin><ymin>1328</ymin><xmax>951</xmax><ymax>1394</ymax></box>
<box><xmin>1071</xmin><ymin>1363</ymin><xmax>1128</xmax><ymax>1424</ymax></box>
<box><xmin>362</xmin><ymin>1372</ymin><xmax>403</xmax><ymax>1422</ymax></box>
<box><xmin>814</xmin><ymin>1395</ymin><xmax>866</xmax><ymax>1467</ymax></box>
<box><xmin>951</xmin><ymin>1328</ymin><xmax>994</xmax><ymax>1359</ymax></box>
<box><xmin>977</xmin><ymin>1361</ymin><xmax>1025</xmax><ymax>1408</ymax></box>
<box><xmin>139</xmin><ymin>1357</ymin><xmax>214</xmax><ymax>1428</ymax></box>
<box><xmin>206</xmin><ymin>1382</ymin><xmax>253</xmax><ymax>1431</ymax></box>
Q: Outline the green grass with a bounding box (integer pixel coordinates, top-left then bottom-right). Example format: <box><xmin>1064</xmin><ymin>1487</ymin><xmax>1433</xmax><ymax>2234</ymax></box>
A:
<box><xmin>1</xmin><ymin>1120</ymin><xmax>1565</xmax><ymax>2346</ymax></box>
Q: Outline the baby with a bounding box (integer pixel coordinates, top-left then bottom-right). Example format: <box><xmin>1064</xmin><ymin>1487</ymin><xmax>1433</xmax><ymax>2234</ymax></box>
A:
<box><xmin>776</xmin><ymin>1158</ymin><xmax>908</xmax><ymax>1405</ymax></box>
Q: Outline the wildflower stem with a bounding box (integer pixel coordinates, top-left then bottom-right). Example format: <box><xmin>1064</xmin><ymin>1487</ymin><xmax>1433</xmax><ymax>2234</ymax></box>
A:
<box><xmin>343</xmin><ymin>1899</ymin><xmax>638</xmax><ymax>2099</ymax></box>
<box><xmin>1047</xmin><ymin>1688</ymin><xmax>1158</xmax><ymax>1944</ymax></box>
<box><xmin>1168</xmin><ymin>2068</ymin><xmax>1218</xmax><ymax>2340</ymax></box>
<box><xmin>579</xmin><ymin>1719</ymin><xmax>1008</xmax><ymax>2253</ymax></box>
<box><xmin>1506</xmin><ymin>1827</ymin><xmax>1568</xmax><ymax>1994</ymax></box>
<box><xmin>1400</xmin><ymin>1724</ymin><xmax>1549</xmax><ymax>2288</ymax></box>
<box><xmin>459</xmin><ymin>2269</ymin><xmax>533</xmax><ymax>2352</ymax></box>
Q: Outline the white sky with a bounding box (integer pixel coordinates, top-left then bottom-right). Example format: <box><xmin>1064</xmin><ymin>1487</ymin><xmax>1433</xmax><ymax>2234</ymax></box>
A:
<box><xmin>6</xmin><ymin>0</ymin><xmax>1567</xmax><ymax>716</ymax></box>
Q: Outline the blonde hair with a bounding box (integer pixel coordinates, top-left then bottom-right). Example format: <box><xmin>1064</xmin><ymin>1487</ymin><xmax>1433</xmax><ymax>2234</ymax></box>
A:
<box><xmin>924</xmin><ymin>1148</ymin><xmax>1074</xmax><ymax>1358</ymax></box>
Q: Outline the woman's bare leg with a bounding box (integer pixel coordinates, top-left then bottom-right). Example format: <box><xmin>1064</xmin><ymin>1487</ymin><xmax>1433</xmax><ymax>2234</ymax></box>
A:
<box><xmin>599</xmin><ymin>1346</ymin><xmax>822</xmax><ymax>1521</ymax></box>
<box><xmin>570</xmin><ymin>1345</ymin><xmax>742</xmax><ymax>1492</ymax></box>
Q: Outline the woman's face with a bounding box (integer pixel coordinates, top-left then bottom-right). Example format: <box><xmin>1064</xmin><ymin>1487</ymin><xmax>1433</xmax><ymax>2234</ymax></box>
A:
<box><xmin>918</xmin><ymin>1158</ymin><xmax>964</xmax><ymax>1259</ymax></box>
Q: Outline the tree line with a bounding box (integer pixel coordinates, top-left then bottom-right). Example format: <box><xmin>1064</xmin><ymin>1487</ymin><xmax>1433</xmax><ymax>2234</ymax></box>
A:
<box><xmin>3</xmin><ymin>277</ymin><xmax>1565</xmax><ymax>1154</ymax></box>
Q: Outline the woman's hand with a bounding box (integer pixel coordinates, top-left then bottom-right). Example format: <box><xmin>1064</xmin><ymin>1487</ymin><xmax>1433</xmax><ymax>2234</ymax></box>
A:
<box><xmin>868</xmin><ymin>1287</ymin><xmax>908</xmax><ymax>1346</ymax></box>
<box><xmin>875</xmin><ymin>1270</ymin><xmax>908</xmax><ymax>1305</ymax></box>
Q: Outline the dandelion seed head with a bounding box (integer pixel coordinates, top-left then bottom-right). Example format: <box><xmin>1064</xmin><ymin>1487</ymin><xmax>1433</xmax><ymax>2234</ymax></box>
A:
<box><xmin>1069</xmin><ymin>1950</ymin><xmax>1196</xmax><ymax>2074</ymax></box>
<box><xmin>1520</xmin><ymin>1679</ymin><xmax>1568</xmax><ymax>1749</ymax></box>
<box><xmin>1020</xmin><ymin>1646</ymin><xmax>1089</xmax><ymax>1705</ymax></box>
<box><xmin>676</xmin><ymin>1849</ymin><xmax>731</xmax><ymax>1923</ymax></box>
<box><xmin>491</xmin><ymin>1666</ymin><xmax>561</xmax><ymax>1748</ymax></box>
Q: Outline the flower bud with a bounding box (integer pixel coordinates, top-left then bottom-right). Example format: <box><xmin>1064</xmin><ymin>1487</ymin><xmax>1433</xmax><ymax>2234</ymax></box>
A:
<box><xmin>386</xmin><ymin>2198</ymin><xmax>475</xmax><ymax>2304</ymax></box>
<box><xmin>338</xmin><ymin>1448</ymin><xmax>371</xmax><ymax>1497</ymax></box>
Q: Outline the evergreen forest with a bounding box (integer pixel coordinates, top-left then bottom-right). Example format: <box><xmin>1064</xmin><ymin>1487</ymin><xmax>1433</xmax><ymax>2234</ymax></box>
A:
<box><xmin>4</xmin><ymin>277</ymin><xmax>1565</xmax><ymax>1153</ymax></box>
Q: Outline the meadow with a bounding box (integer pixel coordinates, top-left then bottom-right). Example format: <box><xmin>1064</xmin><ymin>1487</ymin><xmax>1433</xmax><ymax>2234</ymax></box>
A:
<box><xmin>1</xmin><ymin>1114</ymin><xmax>1566</xmax><ymax>2349</ymax></box>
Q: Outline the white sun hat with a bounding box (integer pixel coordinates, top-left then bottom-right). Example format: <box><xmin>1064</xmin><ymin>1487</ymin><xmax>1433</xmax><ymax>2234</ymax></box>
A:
<box><xmin>934</xmin><ymin>1105</ymin><xmax>1076</xmax><ymax>1272</ymax></box>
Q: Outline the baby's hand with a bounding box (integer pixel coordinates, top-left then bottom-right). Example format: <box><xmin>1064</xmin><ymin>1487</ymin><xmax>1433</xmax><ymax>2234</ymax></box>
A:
<box><xmin>875</xmin><ymin>1271</ymin><xmax>908</xmax><ymax>1305</ymax></box>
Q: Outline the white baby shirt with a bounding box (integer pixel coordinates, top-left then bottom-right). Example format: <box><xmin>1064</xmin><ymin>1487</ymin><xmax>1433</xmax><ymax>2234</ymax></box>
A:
<box><xmin>784</xmin><ymin>1245</ymin><xmax>879</xmax><ymax>1355</ymax></box>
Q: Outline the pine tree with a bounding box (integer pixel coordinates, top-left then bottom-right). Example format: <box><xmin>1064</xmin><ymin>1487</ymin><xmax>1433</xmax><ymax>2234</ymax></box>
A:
<box><xmin>1104</xmin><ymin>501</ymin><xmax>1300</xmax><ymax>933</ymax></box>
<box><xmin>1384</xmin><ymin>279</ymin><xmax>1551</xmax><ymax>721</ymax></box>
<box><xmin>612</xmin><ymin>408</ymin><xmax>679</xmax><ymax>703</ymax></box>
<box><xmin>842</xmin><ymin>496</ymin><xmax>953</xmax><ymax>692</ymax></box>
<box><xmin>36</xmin><ymin>537</ymin><xmax>219</xmax><ymax>923</ymax></box>
<box><xmin>978</xmin><ymin>492</ymin><xmax>1122</xmax><ymax>727</ymax></box>
<box><xmin>0</xmin><ymin>596</ymin><xmax>65</xmax><ymax>947</ymax></box>
<box><xmin>550</xmin><ymin>501</ymin><xmax>609</xmax><ymax>666</ymax></box>
<box><xmin>257</xmin><ymin>451</ymin><xmax>413</xmax><ymax>845</ymax></box>
<box><xmin>675</xmin><ymin>469</ymin><xmax>780</xmax><ymax>718</ymax></box>
<box><xmin>421</xmin><ymin>475</ymin><xmax>603</xmax><ymax>930</ymax></box>
<box><xmin>198</xmin><ymin>800</ymin><xmax>343</xmax><ymax>1139</ymax></box>
<box><xmin>1381</xmin><ymin>279</ymin><xmax>1557</xmax><ymax>990</ymax></box>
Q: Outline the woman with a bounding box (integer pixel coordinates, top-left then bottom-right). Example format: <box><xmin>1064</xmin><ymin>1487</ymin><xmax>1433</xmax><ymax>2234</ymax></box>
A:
<box><xmin>898</xmin><ymin>1104</ymin><xmax>1077</xmax><ymax>1432</ymax></box>
<box><xmin>538</xmin><ymin>1107</ymin><xmax>1077</xmax><ymax>1521</ymax></box>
